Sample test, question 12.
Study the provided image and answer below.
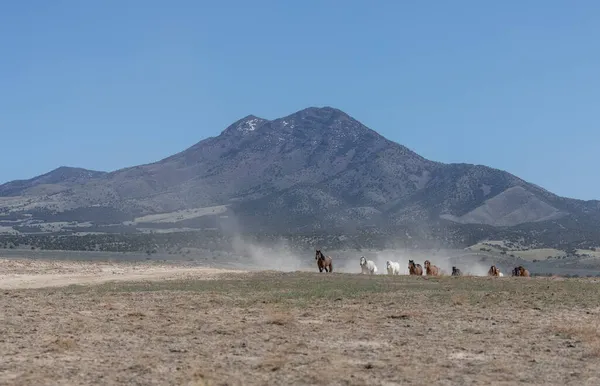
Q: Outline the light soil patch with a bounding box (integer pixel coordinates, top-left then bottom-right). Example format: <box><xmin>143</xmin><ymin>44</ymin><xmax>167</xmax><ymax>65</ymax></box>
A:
<box><xmin>0</xmin><ymin>258</ymin><xmax>245</xmax><ymax>290</ymax></box>
<box><xmin>514</xmin><ymin>248</ymin><xmax>567</xmax><ymax>261</ymax></box>
<box><xmin>1</xmin><ymin>264</ymin><xmax>600</xmax><ymax>385</ymax></box>
<box><xmin>467</xmin><ymin>242</ymin><xmax>567</xmax><ymax>261</ymax></box>
<box><xmin>467</xmin><ymin>241</ymin><xmax>508</xmax><ymax>253</ymax></box>
<box><xmin>471</xmin><ymin>240</ymin><xmax>510</xmax><ymax>247</ymax></box>
<box><xmin>0</xmin><ymin>226</ymin><xmax>19</xmax><ymax>235</ymax></box>
<box><xmin>577</xmin><ymin>249</ymin><xmax>600</xmax><ymax>258</ymax></box>
<box><xmin>132</xmin><ymin>205</ymin><xmax>228</xmax><ymax>224</ymax></box>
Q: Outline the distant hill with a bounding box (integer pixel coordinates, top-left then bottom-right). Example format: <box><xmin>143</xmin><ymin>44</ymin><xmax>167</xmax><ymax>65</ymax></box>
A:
<box><xmin>0</xmin><ymin>167</ymin><xmax>106</xmax><ymax>197</ymax></box>
<box><xmin>1</xmin><ymin>106</ymin><xmax>599</xmax><ymax>249</ymax></box>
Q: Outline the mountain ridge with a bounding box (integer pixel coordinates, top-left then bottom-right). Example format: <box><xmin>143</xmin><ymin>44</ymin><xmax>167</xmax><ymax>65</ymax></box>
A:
<box><xmin>0</xmin><ymin>106</ymin><xmax>598</xmax><ymax>248</ymax></box>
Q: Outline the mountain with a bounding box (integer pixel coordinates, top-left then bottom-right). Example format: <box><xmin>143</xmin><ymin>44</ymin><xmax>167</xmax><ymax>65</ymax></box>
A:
<box><xmin>0</xmin><ymin>167</ymin><xmax>106</xmax><ymax>197</ymax></box>
<box><xmin>1</xmin><ymin>106</ymin><xmax>599</xmax><ymax>247</ymax></box>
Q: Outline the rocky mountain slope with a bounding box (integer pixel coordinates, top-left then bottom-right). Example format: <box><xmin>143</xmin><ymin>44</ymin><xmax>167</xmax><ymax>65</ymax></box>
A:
<box><xmin>1</xmin><ymin>107</ymin><xmax>599</xmax><ymax>246</ymax></box>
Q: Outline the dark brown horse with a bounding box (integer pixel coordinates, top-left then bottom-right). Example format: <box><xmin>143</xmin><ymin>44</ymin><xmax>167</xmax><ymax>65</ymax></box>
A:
<box><xmin>451</xmin><ymin>266</ymin><xmax>462</xmax><ymax>276</ymax></box>
<box><xmin>408</xmin><ymin>260</ymin><xmax>423</xmax><ymax>275</ymax></box>
<box><xmin>315</xmin><ymin>249</ymin><xmax>333</xmax><ymax>273</ymax></box>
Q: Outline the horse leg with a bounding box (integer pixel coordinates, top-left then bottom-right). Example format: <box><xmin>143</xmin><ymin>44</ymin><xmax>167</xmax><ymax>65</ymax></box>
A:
<box><xmin>329</xmin><ymin>263</ymin><xmax>333</xmax><ymax>273</ymax></box>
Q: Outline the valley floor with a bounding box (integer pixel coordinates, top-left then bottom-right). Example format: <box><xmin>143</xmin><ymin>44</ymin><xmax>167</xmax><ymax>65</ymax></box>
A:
<box><xmin>1</xmin><ymin>259</ymin><xmax>600</xmax><ymax>385</ymax></box>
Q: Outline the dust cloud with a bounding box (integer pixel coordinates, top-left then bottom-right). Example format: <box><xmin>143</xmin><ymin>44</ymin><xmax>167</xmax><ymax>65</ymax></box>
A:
<box><xmin>225</xmin><ymin>238</ymin><xmax>495</xmax><ymax>276</ymax></box>
<box><xmin>230</xmin><ymin>235</ymin><xmax>311</xmax><ymax>272</ymax></box>
<box><xmin>218</xmin><ymin>215</ymin><xmax>494</xmax><ymax>275</ymax></box>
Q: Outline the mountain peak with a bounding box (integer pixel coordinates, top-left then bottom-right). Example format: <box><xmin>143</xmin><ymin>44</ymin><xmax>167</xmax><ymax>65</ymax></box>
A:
<box><xmin>239</xmin><ymin>114</ymin><xmax>261</xmax><ymax>122</ymax></box>
<box><xmin>44</xmin><ymin>166</ymin><xmax>106</xmax><ymax>178</ymax></box>
<box><xmin>50</xmin><ymin>166</ymin><xmax>98</xmax><ymax>173</ymax></box>
<box><xmin>296</xmin><ymin>105</ymin><xmax>347</xmax><ymax>114</ymax></box>
<box><xmin>221</xmin><ymin>115</ymin><xmax>268</xmax><ymax>136</ymax></box>
<box><xmin>284</xmin><ymin>106</ymin><xmax>350</xmax><ymax>121</ymax></box>
<box><xmin>219</xmin><ymin>107</ymin><xmax>355</xmax><ymax>137</ymax></box>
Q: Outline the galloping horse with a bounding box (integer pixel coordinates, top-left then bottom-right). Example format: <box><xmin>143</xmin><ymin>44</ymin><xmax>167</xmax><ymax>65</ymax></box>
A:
<box><xmin>315</xmin><ymin>249</ymin><xmax>333</xmax><ymax>273</ymax></box>
<box><xmin>424</xmin><ymin>260</ymin><xmax>441</xmax><ymax>276</ymax></box>
<box><xmin>360</xmin><ymin>256</ymin><xmax>378</xmax><ymax>275</ymax></box>
<box><xmin>513</xmin><ymin>265</ymin><xmax>530</xmax><ymax>277</ymax></box>
<box><xmin>488</xmin><ymin>265</ymin><xmax>503</xmax><ymax>277</ymax></box>
<box><xmin>451</xmin><ymin>266</ymin><xmax>462</xmax><ymax>276</ymax></box>
<box><xmin>408</xmin><ymin>260</ymin><xmax>423</xmax><ymax>276</ymax></box>
<box><xmin>386</xmin><ymin>260</ymin><xmax>401</xmax><ymax>275</ymax></box>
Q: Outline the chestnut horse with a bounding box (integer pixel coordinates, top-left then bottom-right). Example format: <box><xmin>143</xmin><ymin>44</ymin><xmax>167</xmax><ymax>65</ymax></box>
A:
<box><xmin>488</xmin><ymin>265</ymin><xmax>503</xmax><ymax>277</ymax></box>
<box><xmin>315</xmin><ymin>249</ymin><xmax>333</xmax><ymax>273</ymax></box>
<box><xmin>408</xmin><ymin>260</ymin><xmax>423</xmax><ymax>276</ymax></box>
<box><xmin>424</xmin><ymin>260</ymin><xmax>440</xmax><ymax>276</ymax></box>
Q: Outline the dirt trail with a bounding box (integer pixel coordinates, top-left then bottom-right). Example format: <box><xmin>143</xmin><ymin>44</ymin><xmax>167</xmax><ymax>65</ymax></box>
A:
<box><xmin>0</xmin><ymin>258</ymin><xmax>246</xmax><ymax>289</ymax></box>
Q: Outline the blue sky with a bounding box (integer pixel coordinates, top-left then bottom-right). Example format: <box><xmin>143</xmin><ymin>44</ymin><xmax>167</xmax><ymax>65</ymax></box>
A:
<box><xmin>1</xmin><ymin>1</ymin><xmax>599</xmax><ymax>200</ymax></box>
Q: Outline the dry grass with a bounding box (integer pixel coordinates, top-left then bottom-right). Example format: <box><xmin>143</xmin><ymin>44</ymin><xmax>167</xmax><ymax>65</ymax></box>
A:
<box><xmin>265</xmin><ymin>309</ymin><xmax>295</xmax><ymax>326</ymax></box>
<box><xmin>1</xmin><ymin>266</ymin><xmax>600</xmax><ymax>385</ymax></box>
<box><xmin>551</xmin><ymin>321</ymin><xmax>600</xmax><ymax>359</ymax></box>
<box><xmin>450</xmin><ymin>293</ymin><xmax>467</xmax><ymax>306</ymax></box>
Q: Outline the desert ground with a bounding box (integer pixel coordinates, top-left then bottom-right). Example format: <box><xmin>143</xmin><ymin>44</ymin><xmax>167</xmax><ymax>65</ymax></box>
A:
<box><xmin>1</xmin><ymin>257</ymin><xmax>600</xmax><ymax>385</ymax></box>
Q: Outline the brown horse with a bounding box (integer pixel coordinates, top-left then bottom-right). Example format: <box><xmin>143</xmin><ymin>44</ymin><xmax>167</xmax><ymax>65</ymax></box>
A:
<box><xmin>408</xmin><ymin>260</ymin><xmax>423</xmax><ymax>275</ymax></box>
<box><xmin>488</xmin><ymin>265</ymin><xmax>502</xmax><ymax>277</ymax></box>
<box><xmin>424</xmin><ymin>260</ymin><xmax>440</xmax><ymax>276</ymax></box>
<box><xmin>315</xmin><ymin>249</ymin><xmax>333</xmax><ymax>273</ymax></box>
<box><xmin>513</xmin><ymin>266</ymin><xmax>530</xmax><ymax>277</ymax></box>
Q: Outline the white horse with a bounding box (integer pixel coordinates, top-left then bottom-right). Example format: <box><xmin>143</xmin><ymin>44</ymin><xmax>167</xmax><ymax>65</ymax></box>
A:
<box><xmin>386</xmin><ymin>260</ymin><xmax>401</xmax><ymax>275</ymax></box>
<box><xmin>360</xmin><ymin>256</ymin><xmax>378</xmax><ymax>275</ymax></box>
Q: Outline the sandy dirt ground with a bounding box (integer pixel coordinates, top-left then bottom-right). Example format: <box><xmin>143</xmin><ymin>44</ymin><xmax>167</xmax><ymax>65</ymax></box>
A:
<box><xmin>1</xmin><ymin>258</ymin><xmax>600</xmax><ymax>385</ymax></box>
<box><xmin>0</xmin><ymin>258</ymin><xmax>246</xmax><ymax>290</ymax></box>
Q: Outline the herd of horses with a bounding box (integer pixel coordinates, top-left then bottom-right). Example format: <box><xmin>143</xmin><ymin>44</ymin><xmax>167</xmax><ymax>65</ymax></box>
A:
<box><xmin>314</xmin><ymin>249</ymin><xmax>531</xmax><ymax>277</ymax></box>
<box><xmin>451</xmin><ymin>263</ymin><xmax>531</xmax><ymax>277</ymax></box>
